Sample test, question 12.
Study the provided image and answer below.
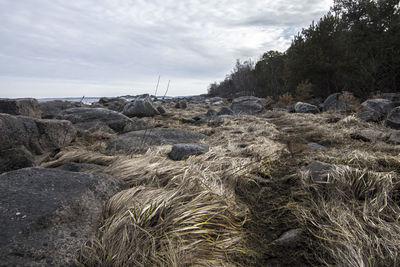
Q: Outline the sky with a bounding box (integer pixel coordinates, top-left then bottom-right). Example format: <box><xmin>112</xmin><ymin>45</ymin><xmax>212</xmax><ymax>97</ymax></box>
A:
<box><xmin>0</xmin><ymin>0</ymin><xmax>333</xmax><ymax>98</ymax></box>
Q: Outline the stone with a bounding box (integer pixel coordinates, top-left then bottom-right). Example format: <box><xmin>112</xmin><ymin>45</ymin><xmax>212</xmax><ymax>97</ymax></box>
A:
<box><xmin>107</xmin><ymin>128</ymin><xmax>207</xmax><ymax>154</ymax></box>
<box><xmin>168</xmin><ymin>143</ymin><xmax>210</xmax><ymax>160</ymax></box>
<box><xmin>205</xmin><ymin>109</ymin><xmax>217</xmax><ymax>117</ymax></box>
<box><xmin>230</xmin><ymin>96</ymin><xmax>266</xmax><ymax>115</ymax></box>
<box><xmin>388</xmin><ymin>130</ymin><xmax>400</xmax><ymax>144</ymax></box>
<box><xmin>357</xmin><ymin>99</ymin><xmax>394</xmax><ymax>122</ymax></box>
<box><xmin>55</xmin><ymin>162</ymin><xmax>105</xmax><ymax>172</ymax></box>
<box><xmin>301</xmin><ymin>161</ymin><xmax>333</xmax><ymax>182</ymax></box>
<box><xmin>156</xmin><ymin>105</ymin><xmax>167</xmax><ymax>115</ymax></box>
<box><xmin>175</xmin><ymin>100</ymin><xmax>188</xmax><ymax>109</ymax></box>
<box><xmin>98</xmin><ymin>97</ymin><xmax>127</xmax><ymax>112</ymax></box>
<box><xmin>40</xmin><ymin>100</ymin><xmax>83</xmax><ymax>119</ymax></box>
<box><xmin>56</xmin><ymin>107</ymin><xmax>147</xmax><ymax>134</ymax></box>
<box><xmin>0</xmin><ymin>98</ymin><xmax>41</xmax><ymax>118</ymax></box>
<box><xmin>350</xmin><ymin>129</ymin><xmax>384</xmax><ymax>142</ymax></box>
<box><xmin>0</xmin><ymin>146</ymin><xmax>35</xmax><ymax>174</ymax></box>
<box><xmin>217</xmin><ymin>106</ymin><xmax>234</xmax><ymax>116</ymax></box>
<box><xmin>272</xmin><ymin>228</ymin><xmax>303</xmax><ymax>248</ymax></box>
<box><xmin>382</xmin><ymin>93</ymin><xmax>400</xmax><ymax>102</ymax></box>
<box><xmin>322</xmin><ymin>93</ymin><xmax>346</xmax><ymax>112</ymax></box>
<box><xmin>0</xmin><ymin>168</ymin><xmax>126</xmax><ymax>266</ymax></box>
<box><xmin>294</xmin><ymin>102</ymin><xmax>319</xmax><ymax>114</ymax></box>
<box><xmin>122</xmin><ymin>97</ymin><xmax>160</xmax><ymax>117</ymax></box>
<box><xmin>386</xmin><ymin>107</ymin><xmax>400</xmax><ymax>129</ymax></box>
<box><xmin>307</xmin><ymin>142</ymin><xmax>326</xmax><ymax>150</ymax></box>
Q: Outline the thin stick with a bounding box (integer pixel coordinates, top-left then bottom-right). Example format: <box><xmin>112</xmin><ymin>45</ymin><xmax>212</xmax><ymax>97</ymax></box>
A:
<box><xmin>154</xmin><ymin>75</ymin><xmax>160</xmax><ymax>98</ymax></box>
<box><xmin>163</xmin><ymin>80</ymin><xmax>170</xmax><ymax>100</ymax></box>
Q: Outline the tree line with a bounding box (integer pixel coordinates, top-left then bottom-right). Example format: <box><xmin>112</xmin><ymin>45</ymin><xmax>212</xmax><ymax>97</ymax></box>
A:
<box><xmin>208</xmin><ymin>0</ymin><xmax>400</xmax><ymax>101</ymax></box>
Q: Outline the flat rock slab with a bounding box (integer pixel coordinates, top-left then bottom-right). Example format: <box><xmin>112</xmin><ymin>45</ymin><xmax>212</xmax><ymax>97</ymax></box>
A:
<box><xmin>56</xmin><ymin>107</ymin><xmax>147</xmax><ymax>134</ymax></box>
<box><xmin>168</xmin><ymin>143</ymin><xmax>209</xmax><ymax>160</ymax></box>
<box><xmin>0</xmin><ymin>168</ymin><xmax>126</xmax><ymax>266</ymax></box>
<box><xmin>107</xmin><ymin>128</ymin><xmax>207</xmax><ymax>154</ymax></box>
<box><xmin>40</xmin><ymin>100</ymin><xmax>83</xmax><ymax>119</ymax></box>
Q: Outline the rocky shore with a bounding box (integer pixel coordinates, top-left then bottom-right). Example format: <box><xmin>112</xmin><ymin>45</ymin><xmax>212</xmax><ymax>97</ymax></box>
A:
<box><xmin>1</xmin><ymin>93</ymin><xmax>400</xmax><ymax>266</ymax></box>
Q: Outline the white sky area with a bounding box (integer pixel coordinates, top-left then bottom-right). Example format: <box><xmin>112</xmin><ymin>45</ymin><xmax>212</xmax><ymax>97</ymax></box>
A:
<box><xmin>0</xmin><ymin>0</ymin><xmax>333</xmax><ymax>98</ymax></box>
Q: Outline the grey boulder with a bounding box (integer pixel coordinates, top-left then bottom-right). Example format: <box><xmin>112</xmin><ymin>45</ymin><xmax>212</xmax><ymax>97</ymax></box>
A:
<box><xmin>40</xmin><ymin>100</ymin><xmax>83</xmax><ymax>119</ymax></box>
<box><xmin>98</xmin><ymin>97</ymin><xmax>127</xmax><ymax>112</ymax></box>
<box><xmin>230</xmin><ymin>96</ymin><xmax>266</xmax><ymax>115</ymax></box>
<box><xmin>388</xmin><ymin>130</ymin><xmax>400</xmax><ymax>144</ymax></box>
<box><xmin>0</xmin><ymin>113</ymin><xmax>76</xmax><ymax>173</ymax></box>
<box><xmin>294</xmin><ymin>102</ymin><xmax>319</xmax><ymax>114</ymax></box>
<box><xmin>56</xmin><ymin>107</ymin><xmax>147</xmax><ymax>134</ymax></box>
<box><xmin>0</xmin><ymin>167</ymin><xmax>126</xmax><ymax>267</ymax></box>
<box><xmin>386</xmin><ymin>107</ymin><xmax>400</xmax><ymax>129</ymax></box>
<box><xmin>0</xmin><ymin>98</ymin><xmax>41</xmax><ymax>118</ymax></box>
<box><xmin>301</xmin><ymin>161</ymin><xmax>333</xmax><ymax>182</ymax></box>
<box><xmin>357</xmin><ymin>99</ymin><xmax>394</xmax><ymax>122</ymax></box>
<box><xmin>122</xmin><ymin>97</ymin><xmax>160</xmax><ymax>117</ymax></box>
<box><xmin>107</xmin><ymin>128</ymin><xmax>207</xmax><ymax>154</ymax></box>
<box><xmin>217</xmin><ymin>106</ymin><xmax>234</xmax><ymax>116</ymax></box>
<box><xmin>168</xmin><ymin>143</ymin><xmax>209</xmax><ymax>161</ymax></box>
<box><xmin>322</xmin><ymin>93</ymin><xmax>346</xmax><ymax>112</ymax></box>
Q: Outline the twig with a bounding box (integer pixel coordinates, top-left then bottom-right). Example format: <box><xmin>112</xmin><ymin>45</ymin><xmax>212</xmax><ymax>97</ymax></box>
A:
<box><xmin>154</xmin><ymin>75</ymin><xmax>160</xmax><ymax>98</ymax></box>
<box><xmin>162</xmin><ymin>80</ymin><xmax>170</xmax><ymax>100</ymax></box>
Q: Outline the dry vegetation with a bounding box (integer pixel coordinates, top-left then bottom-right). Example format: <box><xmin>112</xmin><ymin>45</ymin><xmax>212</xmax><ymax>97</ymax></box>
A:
<box><xmin>42</xmin><ymin>102</ymin><xmax>400</xmax><ymax>266</ymax></box>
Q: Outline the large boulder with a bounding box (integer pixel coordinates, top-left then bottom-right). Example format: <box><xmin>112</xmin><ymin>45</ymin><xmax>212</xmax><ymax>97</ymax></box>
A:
<box><xmin>107</xmin><ymin>128</ymin><xmax>207</xmax><ymax>154</ymax></box>
<box><xmin>122</xmin><ymin>97</ymin><xmax>160</xmax><ymax>117</ymax></box>
<box><xmin>56</xmin><ymin>107</ymin><xmax>147</xmax><ymax>134</ymax></box>
<box><xmin>388</xmin><ymin>130</ymin><xmax>400</xmax><ymax>144</ymax></box>
<box><xmin>322</xmin><ymin>93</ymin><xmax>346</xmax><ymax>112</ymax></box>
<box><xmin>386</xmin><ymin>107</ymin><xmax>400</xmax><ymax>129</ymax></box>
<box><xmin>294</xmin><ymin>102</ymin><xmax>319</xmax><ymax>114</ymax></box>
<box><xmin>230</xmin><ymin>96</ymin><xmax>266</xmax><ymax>115</ymax></box>
<box><xmin>40</xmin><ymin>100</ymin><xmax>83</xmax><ymax>119</ymax></box>
<box><xmin>217</xmin><ymin>106</ymin><xmax>235</xmax><ymax>116</ymax></box>
<box><xmin>0</xmin><ymin>113</ymin><xmax>76</xmax><ymax>173</ymax></box>
<box><xmin>357</xmin><ymin>99</ymin><xmax>394</xmax><ymax>122</ymax></box>
<box><xmin>98</xmin><ymin>97</ymin><xmax>127</xmax><ymax>112</ymax></box>
<box><xmin>168</xmin><ymin>143</ymin><xmax>209</xmax><ymax>161</ymax></box>
<box><xmin>0</xmin><ymin>167</ymin><xmax>126</xmax><ymax>266</ymax></box>
<box><xmin>0</xmin><ymin>98</ymin><xmax>41</xmax><ymax>118</ymax></box>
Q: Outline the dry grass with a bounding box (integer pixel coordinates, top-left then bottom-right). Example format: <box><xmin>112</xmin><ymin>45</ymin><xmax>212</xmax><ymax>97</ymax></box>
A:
<box><xmin>39</xmin><ymin>104</ymin><xmax>400</xmax><ymax>266</ymax></box>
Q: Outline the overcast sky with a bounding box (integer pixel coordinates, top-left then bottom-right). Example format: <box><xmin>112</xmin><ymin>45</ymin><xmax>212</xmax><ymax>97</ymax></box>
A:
<box><xmin>0</xmin><ymin>0</ymin><xmax>332</xmax><ymax>98</ymax></box>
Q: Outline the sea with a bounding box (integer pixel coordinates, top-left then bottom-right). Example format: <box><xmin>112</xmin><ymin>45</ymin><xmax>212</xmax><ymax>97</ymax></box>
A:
<box><xmin>37</xmin><ymin>95</ymin><xmax>177</xmax><ymax>105</ymax></box>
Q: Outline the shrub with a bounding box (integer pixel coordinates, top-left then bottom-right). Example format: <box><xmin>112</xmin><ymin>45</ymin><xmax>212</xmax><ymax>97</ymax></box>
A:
<box><xmin>275</xmin><ymin>92</ymin><xmax>293</xmax><ymax>107</ymax></box>
<box><xmin>295</xmin><ymin>80</ymin><xmax>313</xmax><ymax>102</ymax></box>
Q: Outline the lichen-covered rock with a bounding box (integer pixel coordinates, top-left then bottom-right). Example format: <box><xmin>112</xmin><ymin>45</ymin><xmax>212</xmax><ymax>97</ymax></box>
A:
<box><xmin>0</xmin><ymin>168</ymin><xmax>126</xmax><ymax>266</ymax></box>
<box><xmin>0</xmin><ymin>98</ymin><xmax>41</xmax><ymax>118</ymax></box>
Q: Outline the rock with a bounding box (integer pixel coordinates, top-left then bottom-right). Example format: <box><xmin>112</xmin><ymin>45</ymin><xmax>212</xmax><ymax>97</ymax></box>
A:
<box><xmin>56</xmin><ymin>107</ymin><xmax>147</xmax><ymax>134</ymax></box>
<box><xmin>230</xmin><ymin>96</ymin><xmax>266</xmax><ymax>115</ymax></box>
<box><xmin>98</xmin><ymin>97</ymin><xmax>127</xmax><ymax>112</ymax></box>
<box><xmin>0</xmin><ymin>98</ymin><xmax>41</xmax><ymax>118</ymax></box>
<box><xmin>0</xmin><ymin>113</ymin><xmax>76</xmax><ymax>173</ymax></box>
<box><xmin>386</xmin><ymin>107</ymin><xmax>400</xmax><ymax>129</ymax></box>
<box><xmin>388</xmin><ymin>130</ymin><xmax>400</xmax><ymax>144</ymax></box>
<box><xmin>122</xmin><ymin>97</ymin><xmax>160</xmax><ymax>117</ymax></box>
<box><xmin>271</xmin><ymin>228</ymin><xmax>303</xmax><ymax>248</ymax></box>
<box><xmin>382</xmin><ymin>93</ymin><xmax>400</xmax><ymax>102</ymax></box>
<box><xmin>217</xmin><ymin>106</ymin><xmax>234</xmax><ymax>116</ymax></box>
<box><xmin>294</xmin><ymin>102</ymin><xmax>319</xmax><ymax>114</ymax></box>
<box><xmin>156</xmin><ymin>105</ymin><xmax>167</xmax><ymax>115</ymax></box>
<box><xmin>0</xmin><ymin>146</ymin><xmax>35</xmax><ymax>174</ymax></box>
<box><xmin>168</xmin><ymin>144</ymin><xmax>209</xmax><ymax>160</ymax></box>
<box><xmin>323</xmin><ymin>93</ymin><xmax>346</xmax><ymax>112</ymax></box>
<box><xmin>273</xmin><ymin>107</ymin><xmax>288</xmax><ymax>112</ymax></box>
<box><xmin>40</xmin><ymin>100</ymin><xmax>83</xmax><ymax>119</ymax></box>
<box><xmin>0</xmin><ymin>167</ymin><xmax>126</xmax><ymax>266</ymax></box>
<box><xmin>175</xmin><ymin>100</ymin><xmax>188</xmax><ymax>109</ymax></box>
<box><xmin>301</xmin><ymin>161</ymin><xmax>333</xmax><ymax>182</ymax></box>
<box><xmin>56</xmin><ymin>162</ymin><xmax>105</xmax><ymax>172</ymax></box>
<box><xmin>107</xmin><ymin>128</ymin><xmax>207</xmax><ymax>154</ymax></box>
<box><xmin>350</xmin><ymin>129</ymin><xmax>384</xmax><ymax>142</ymax></box>
<box><xmin>307</xmin><ymin>142</ymin><xmax>326</xmax><ymax>150</ymax></box>
<box><xmin>357</xmin><ymin>99</ymin><xmax>394</xmax><ymax>122</ymax></box>
<box><xmin>206</xmin><ymin>109</ymin><xmax>217</xmax><ymax>117</ymax></box>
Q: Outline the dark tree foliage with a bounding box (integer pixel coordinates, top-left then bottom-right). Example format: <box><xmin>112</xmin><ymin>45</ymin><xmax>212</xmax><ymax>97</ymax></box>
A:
<box><xmin>209</xmin><ymin>0</ymin><xmax>400</xmax><ymax>100</ymax></box>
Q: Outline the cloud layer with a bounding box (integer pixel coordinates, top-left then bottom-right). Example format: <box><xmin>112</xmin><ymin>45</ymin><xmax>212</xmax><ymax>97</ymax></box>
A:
<box><xmin>0</xmin><ymin>0</ymin><xmax>332</xmax><ymax>97</ymax></box>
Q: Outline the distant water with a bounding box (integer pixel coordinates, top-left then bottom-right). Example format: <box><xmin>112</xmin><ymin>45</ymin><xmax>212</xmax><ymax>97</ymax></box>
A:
<box><xmin>37</xmin><ymin>97</ymin><xmax>101</xmax><ymax>105</ymax></box>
